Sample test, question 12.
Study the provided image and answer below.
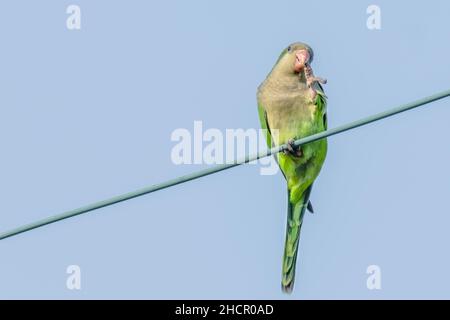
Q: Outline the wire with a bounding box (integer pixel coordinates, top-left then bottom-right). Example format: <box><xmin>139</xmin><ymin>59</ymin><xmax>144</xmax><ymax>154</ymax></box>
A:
<box><xmin>1</xmin><ymin>89</ymin><xmax>449</xmax><ymax>241</ymax></box>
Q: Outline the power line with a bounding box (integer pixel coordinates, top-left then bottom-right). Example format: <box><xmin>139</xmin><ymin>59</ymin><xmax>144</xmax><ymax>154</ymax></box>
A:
<box><xmin>1</xmin><ymin>89</ymin><xmax>449</xmax><ymax>241</ymax></box>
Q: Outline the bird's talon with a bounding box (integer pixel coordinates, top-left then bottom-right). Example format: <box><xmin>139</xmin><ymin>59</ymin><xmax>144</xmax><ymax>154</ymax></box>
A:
<box><xmin>307</xmin><ymin>76</ymin><xmax>327</xmax><ymax>88</ymax></box>
<box><xmin>284</xmin><ymin>139</ymin><xmax>303</xmax><ymax>157</ymax></box>
<box><xmin>287</xmin><ymin>139</ymin><xmax>295</xmax><ymax>152</ymax></box>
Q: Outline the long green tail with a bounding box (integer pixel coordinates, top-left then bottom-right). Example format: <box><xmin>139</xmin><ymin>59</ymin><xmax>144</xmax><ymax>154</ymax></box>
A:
<box><xmin>281</xmin><ymin>185</ymin><xmax>312</xmax><ymax>293</ymax></box>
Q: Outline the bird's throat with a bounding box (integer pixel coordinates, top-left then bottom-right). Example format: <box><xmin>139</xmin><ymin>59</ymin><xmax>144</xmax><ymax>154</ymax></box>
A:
<box><xmin>266</xmin><ymin>70</ymin><xmax>307</xmax><ymax>93</ymax></box>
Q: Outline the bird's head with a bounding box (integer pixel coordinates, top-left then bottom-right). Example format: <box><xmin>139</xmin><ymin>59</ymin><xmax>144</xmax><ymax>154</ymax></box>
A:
<box><xmin>274</xmin><ymin>42</ymin><xmax>314</xmax><ymax>75</ymax></box>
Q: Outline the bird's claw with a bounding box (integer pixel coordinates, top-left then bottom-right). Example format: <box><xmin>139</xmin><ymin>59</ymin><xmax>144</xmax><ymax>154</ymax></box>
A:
<box><xmin>304</xmin><ymin>63</ymin><xmax>327</xmax><ymax>101</ymax></box>
<box><xmin>284</xmin><ymin>138</ymin><xmax>303</xmax><ymax>157</ymax></box>
<box><xmin>306</xmin><ymin>76</ymin><xmax>327</xmax><ymax>88</ymax></box>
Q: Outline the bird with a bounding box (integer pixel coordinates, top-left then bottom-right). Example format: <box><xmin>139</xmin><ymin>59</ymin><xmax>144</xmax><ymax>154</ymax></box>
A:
<box><xmin>257</xmin><ymin>42</ymin><xmax>328</xmax><ymax>293</ymax></box>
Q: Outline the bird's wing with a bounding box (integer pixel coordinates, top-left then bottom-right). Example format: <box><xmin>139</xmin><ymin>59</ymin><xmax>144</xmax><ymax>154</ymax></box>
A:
<box><xmin>257</xmin><ymin>103</ymin><xmax>273</xmax><ymax>149</ymax></box>
<box><xmin>315</xmin><ymin>83</ymin><xmax>328</xmax><ymax>130</ymax></box>
<box><xmin>258</xmin><ymin>102</ymin><xmax>286</xmax><ymax>174</ymax></box>
<box><xmin>305</xmin><ymin>84</ymin><xmax>327</xmax><ymax>214</ymax></box>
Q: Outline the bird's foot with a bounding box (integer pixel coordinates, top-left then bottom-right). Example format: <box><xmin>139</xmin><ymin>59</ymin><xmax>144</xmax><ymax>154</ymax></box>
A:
<box><xmin>283</xmin><ymin>138</ymin><xmax>303</xmax><ymax>157</ymax></box>
<box><xmin>306</xmin><ymin>76</ymin><xmax>327</xmax><ymax>88</ymax></box>
<box><xmin>304</xmin><ymin>64</ymin><xmax>327</xmax><ymax>101</ymax></box>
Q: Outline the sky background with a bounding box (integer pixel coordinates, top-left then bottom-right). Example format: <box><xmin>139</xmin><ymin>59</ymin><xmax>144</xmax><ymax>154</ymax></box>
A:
<box><xmin>1</xmin><ymin>0</ymin><xmax>450</xmax><ymax>299</ymax></box>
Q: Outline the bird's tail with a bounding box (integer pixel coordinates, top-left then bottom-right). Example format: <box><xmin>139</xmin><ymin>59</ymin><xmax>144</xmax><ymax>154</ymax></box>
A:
<box><xmin>281</xmin><ymin>185</ymin><xmax>312</xmax><ymax>293</ymax></box>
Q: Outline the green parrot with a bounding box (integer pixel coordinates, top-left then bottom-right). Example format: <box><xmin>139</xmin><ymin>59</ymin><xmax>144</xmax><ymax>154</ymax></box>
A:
<box><xmin>257</xmin><ymin>42</ymin><xmax>328</xmax><ymax>293</ymax></box>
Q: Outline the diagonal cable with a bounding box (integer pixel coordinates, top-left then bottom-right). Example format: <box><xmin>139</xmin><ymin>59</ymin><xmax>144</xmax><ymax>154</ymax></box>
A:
<box><xmin>1</xmin><ymin>89</ymin><xmax>449</xmax><ymax>241</ymax></box>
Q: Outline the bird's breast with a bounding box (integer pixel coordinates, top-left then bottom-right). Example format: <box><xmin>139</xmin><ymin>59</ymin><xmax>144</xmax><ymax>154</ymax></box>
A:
<box><xmin>263</xmin><ymin>92</ymin><xmax>319</xmax><ymax>146</ymax></box>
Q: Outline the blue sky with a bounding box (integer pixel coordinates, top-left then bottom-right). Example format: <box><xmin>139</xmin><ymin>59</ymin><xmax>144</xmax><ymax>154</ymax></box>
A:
<box><xmin>0</xmin><ymin>1</ymin><xmax>449</xmax><ymax>299</ymax></box>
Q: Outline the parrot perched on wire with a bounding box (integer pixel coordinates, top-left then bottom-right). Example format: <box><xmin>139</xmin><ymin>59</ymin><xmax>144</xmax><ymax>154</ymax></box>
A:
<box><xmin>257</xmin><ymin>42</ymin><xmax>328</xmax><ymax>293</ymax></box>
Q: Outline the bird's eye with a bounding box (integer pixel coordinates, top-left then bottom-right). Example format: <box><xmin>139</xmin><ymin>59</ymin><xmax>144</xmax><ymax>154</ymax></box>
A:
<box><xmin>287</xmin><ymin>46</ymin><xmax>292</xmax><ymax>52</ymax></box>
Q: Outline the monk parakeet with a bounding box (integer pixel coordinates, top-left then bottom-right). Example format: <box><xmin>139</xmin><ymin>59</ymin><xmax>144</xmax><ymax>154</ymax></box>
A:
<box><xmin>257</xmin><ymin>42</ymin><xmax>328</xmax><ymax>293</ymax></box>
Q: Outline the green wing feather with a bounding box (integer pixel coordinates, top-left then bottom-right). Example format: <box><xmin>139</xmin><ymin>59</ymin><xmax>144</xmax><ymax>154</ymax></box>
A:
<box><xmin>315</xmin><ymin>83</ymin><xmax>328</xmax><ymax>130</ymax></box>
<box><xmin>257</xmin><ymin>103</ymin><xmax>273</xmax><ymax>149</ymax></box>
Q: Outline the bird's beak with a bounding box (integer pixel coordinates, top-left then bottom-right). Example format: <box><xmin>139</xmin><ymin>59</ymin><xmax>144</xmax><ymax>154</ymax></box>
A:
<box><xmin>294</xmin><ymin>49</ymin><xmax>310</xmax><ymax>73</ymax></box>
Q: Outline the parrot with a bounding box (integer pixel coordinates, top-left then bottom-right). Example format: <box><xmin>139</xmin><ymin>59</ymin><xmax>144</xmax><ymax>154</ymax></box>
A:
<box><xmin>257</xmin><ymin>42</ymin><xmax>328</xmax><ymax>293</ymax></box>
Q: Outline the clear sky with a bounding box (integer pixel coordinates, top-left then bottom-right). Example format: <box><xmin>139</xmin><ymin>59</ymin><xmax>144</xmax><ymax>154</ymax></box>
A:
<box><xmin>0</xmin><ymin>0</ymin><xmax>449</xmax><ymax>299</ymax></box>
